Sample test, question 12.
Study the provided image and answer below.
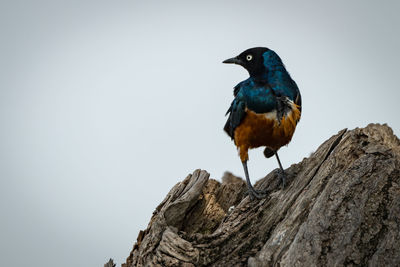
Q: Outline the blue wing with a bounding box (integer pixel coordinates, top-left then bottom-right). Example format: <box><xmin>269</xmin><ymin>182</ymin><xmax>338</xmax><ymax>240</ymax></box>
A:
<box><xmin>267</xmin><ymin>69</ymin><xmax>302</xmax><ymax>110</ymax></box>
<box><xmin>224</xmin><ymin>80</ymin><xmax>277</xmax><ymax>139</ymax></box>
<box><xmin>224</xmin><ymin>98</ymin><xmax>246</xmax><ymax>139</ymax></box>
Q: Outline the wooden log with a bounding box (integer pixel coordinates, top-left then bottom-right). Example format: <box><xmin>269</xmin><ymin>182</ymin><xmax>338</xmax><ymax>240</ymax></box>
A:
<box><xmin>119</xmin><ymin>124</ymin><xmax>400</xmax><ymax>267</ymax></box>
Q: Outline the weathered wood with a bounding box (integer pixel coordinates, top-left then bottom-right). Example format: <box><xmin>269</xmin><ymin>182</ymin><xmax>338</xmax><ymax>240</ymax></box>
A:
<box><xmin>104</xmin><ymin>258</ymin><xmax>116</xmax><ymax>267</ymax></box>
<box><xmin>121</xmin><ymin>124</ymin><xmax>400</xmax><ymax>267</ymax></box>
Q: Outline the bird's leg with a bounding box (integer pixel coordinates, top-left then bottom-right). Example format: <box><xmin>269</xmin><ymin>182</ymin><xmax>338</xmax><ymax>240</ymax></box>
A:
<box><xmin>242</xmin><ymin>161</ymin><xmax>266</xmax><ymax>200</ymax></box>
<box><xmin>275</xmin><ymin>152</ymin><xmax>286</xmax><ymax>188</ymax></box>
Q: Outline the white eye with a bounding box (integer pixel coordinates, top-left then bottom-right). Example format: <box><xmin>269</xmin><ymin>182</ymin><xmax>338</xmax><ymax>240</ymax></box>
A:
<box><xmin>246</xmin><ymin>54</ymin><xmax>253</xmax><ymax>61</ymax></box>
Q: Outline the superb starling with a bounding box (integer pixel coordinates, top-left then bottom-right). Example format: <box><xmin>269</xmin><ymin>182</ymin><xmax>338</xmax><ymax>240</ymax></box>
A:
<box><xmin>223</xmin><ymin>47</ymin><xmax>301</xmax><ymax>200</ymax></box>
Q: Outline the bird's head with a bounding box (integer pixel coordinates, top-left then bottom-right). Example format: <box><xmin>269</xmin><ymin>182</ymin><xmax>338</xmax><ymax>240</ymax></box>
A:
<box><xmin>223</xmin><ymin>47</ymin><xmax>283</xmax><ymax>77</ymax></box>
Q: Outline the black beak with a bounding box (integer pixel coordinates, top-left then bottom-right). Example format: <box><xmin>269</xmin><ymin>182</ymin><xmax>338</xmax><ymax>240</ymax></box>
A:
<box><xmin>222</xmin><ymin>56</ymin><xmax>243</xmax><ymax>65</ymax></box>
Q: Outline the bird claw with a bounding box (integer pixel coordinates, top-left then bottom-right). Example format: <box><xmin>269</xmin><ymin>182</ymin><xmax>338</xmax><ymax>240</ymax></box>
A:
<box><xmin>275</xmin><ymin>168</ymin><xmax>286</xmax><ymax>189</ymax></box>
<box><xmin>247</xmin><ymin>188</ymin><xmax>268</xmax><ymax>200</ymax></box>
<box><xmin>242</xmin><ymin>161</ymin><xmax>268</xmax><ymax>200</ymax></box>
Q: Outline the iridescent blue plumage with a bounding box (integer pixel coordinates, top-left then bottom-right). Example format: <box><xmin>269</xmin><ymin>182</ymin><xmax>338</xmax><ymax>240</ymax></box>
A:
<box><xmin>263</xmin><ymin>50</ymin><xmax>300</xmax><ymax>102</ymax></box>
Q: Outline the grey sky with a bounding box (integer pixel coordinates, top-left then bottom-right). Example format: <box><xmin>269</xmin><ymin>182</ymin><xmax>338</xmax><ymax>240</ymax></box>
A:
<box><xmin>1</xmin><ymin>1</ymin><xmax>399</xmax><ymax>266</ymax></box>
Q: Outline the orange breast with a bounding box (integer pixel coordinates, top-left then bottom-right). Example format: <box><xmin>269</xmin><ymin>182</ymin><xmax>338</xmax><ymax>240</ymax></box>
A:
<box><xmin>234</xmin><ymin>104</ymin><xmax>301</xmax><ymax>161</ymax></box>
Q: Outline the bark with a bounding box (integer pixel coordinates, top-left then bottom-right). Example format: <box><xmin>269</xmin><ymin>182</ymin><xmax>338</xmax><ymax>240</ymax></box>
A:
<box><xmin>121</xmin><ymin>124</ymin><xmax>400</xmax><ymax>267</ymax></box>
<box><xmin>105</xmin><ymin>259</ymin><xmax>116</xmax><ymax>267</ymax></box>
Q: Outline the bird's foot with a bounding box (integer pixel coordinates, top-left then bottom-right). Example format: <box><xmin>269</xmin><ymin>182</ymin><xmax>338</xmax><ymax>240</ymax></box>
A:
<box><xmin>275</xmin><ymin>168</ymin><xmax>287</xmax><ymax>189</ymax></box>
<box><xmin>247</xmin><ymin>187</ymin><xmax>268</xmax><ymax>200</ymax></box>
<box><xmin>274</xmin><ymin>152</ymin><xmax>287</xmax><ymax>189</ymax></box>
<box><xmin>242</xmin><ymin>160</ymin><xmax>268</xmax><ymax>200</ymax></box>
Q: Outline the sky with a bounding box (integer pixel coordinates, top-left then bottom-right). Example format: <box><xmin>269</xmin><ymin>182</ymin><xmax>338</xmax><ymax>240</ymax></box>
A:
<box><xmin>0</xmin><ymin>0</ymin><xmax>399</xmax><ymax>266</ymax></box>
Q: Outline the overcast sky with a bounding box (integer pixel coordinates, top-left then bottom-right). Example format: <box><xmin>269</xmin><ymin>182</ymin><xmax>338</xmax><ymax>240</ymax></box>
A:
<box><xmin>1</xmin><ymin>1</ymin><xmax>399</xmax><ymax>266</ymax></box>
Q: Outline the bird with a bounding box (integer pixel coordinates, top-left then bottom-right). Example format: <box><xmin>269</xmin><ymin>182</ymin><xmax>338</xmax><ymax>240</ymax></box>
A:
<box><xmin>223</xmin><ymin>47</ymin><xmax>301</xmax><ymax>200</ymax></box>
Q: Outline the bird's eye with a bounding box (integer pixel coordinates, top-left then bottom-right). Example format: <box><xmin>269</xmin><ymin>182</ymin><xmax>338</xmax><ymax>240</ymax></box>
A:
<box><xmin>246</xmin><ymin>54</ymin><xmax>253</xmax><ymax>61</ymax></box>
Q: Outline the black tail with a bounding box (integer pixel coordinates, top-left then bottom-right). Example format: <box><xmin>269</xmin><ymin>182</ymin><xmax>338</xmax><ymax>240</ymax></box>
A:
<box><xmin>263</xmin><ymin>147</ymin><xmax>275</xmax><ymax>158</ymax></box>
<box><xmin>224</xmin><ymin>117</ymin><xmax>234</xmax><ymax>139</ymax></box>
